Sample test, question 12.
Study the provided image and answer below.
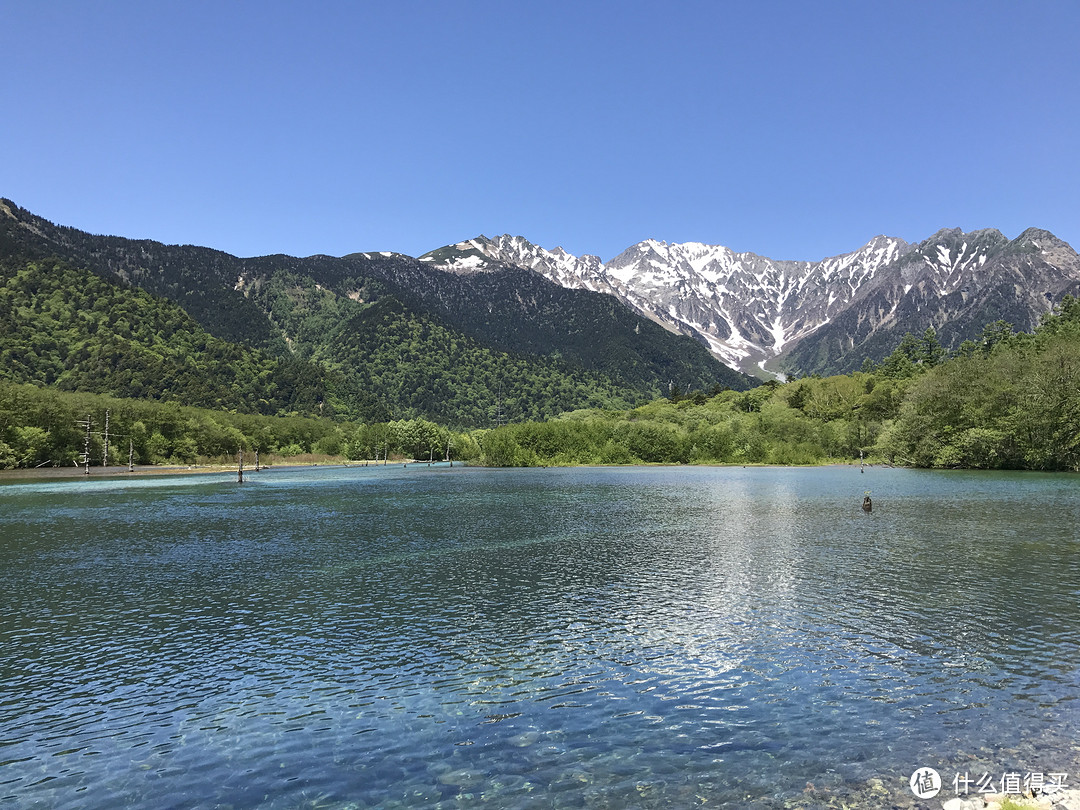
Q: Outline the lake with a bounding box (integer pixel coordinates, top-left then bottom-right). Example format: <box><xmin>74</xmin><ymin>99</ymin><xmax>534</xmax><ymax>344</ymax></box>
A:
<box><xmin>2</xmin><ymin>464</ymin><xmax>1079</xmax><ymax>809</ymax></box>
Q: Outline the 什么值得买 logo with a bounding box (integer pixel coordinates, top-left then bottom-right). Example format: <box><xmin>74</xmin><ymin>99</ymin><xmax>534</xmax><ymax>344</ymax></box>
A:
<box><xmin>910</xmin><ymin>767</ymin><xmax>942</xmax><ymax>799</ymax></box>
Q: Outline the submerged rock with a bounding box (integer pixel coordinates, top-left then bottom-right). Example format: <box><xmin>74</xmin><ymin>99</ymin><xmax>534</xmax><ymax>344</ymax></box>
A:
<box><xmin>437</xmin><ymin>768</ymin><xmax>484</xmax><ymax>788</ymax></box>
<box><xmin>507</xmin><ymin>731</ymin><xmax>541</xmax><ymax>747</ymax></box>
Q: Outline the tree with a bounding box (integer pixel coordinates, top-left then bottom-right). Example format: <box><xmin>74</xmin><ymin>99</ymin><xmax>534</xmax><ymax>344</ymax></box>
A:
<box><xmin>919</xmin><ymin>327</ymin><xmax>947</xmax><ymax>367</ymax></box>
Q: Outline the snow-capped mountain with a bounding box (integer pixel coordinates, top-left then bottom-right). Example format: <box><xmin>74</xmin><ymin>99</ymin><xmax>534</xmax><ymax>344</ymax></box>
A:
<box><xmin>781</xmin><ymin>227</ymin><xmax>1080</xmax><ymax>375</ymax></box>
<box><xmin>420</xmin><ymin>229</ymin><xmax>1080</xmax><ymax>378</ymax></box>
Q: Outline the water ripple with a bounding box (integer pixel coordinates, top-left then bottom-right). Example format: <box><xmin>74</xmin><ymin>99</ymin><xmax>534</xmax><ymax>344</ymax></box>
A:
<box><xmin>2</xmin><ymin>466</ymin><xmax>1079</xmax><ymax>808</ymax></box>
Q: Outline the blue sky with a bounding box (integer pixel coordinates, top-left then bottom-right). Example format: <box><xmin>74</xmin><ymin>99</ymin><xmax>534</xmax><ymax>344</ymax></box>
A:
<box><xmin>2</xmin><ymin>1</ymin><xmax>1077</xmax><ymax>262</ymax></box>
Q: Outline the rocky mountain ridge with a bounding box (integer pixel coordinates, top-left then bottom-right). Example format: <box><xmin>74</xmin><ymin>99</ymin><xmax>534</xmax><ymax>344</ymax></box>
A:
<box><xmin>422</xmin><ymin>228</ymin><xmax>1080</xmax><ymax>377</ymax></box>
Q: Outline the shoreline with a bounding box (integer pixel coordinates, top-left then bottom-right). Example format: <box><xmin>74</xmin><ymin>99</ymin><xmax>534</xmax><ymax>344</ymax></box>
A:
<box><xmin>0</xmin><ymin>458</ymin><xmax>451</xmax><ymax>483</ymax></box>
<box><xmin>3</xmin><ymin>460</ymin><xmax>1075</xmax><ymax>484</ymax></box>
<box><xmin>0</xmin><ymin>464</ymin><xmax>250</xmax><ymax>482</ymax></box>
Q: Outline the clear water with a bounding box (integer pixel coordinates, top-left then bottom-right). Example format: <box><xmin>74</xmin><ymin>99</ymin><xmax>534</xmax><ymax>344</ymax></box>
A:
<box><xmin>2</xmin><ymin>465</ymin><xmax>1079</xmax><ymax>809</ymax></box>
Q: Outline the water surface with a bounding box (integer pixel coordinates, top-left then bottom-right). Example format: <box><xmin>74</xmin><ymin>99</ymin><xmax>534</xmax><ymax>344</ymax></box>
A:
<box><xmin>2</xmin><ymin>465</ymin><xmax>1079</xmax><ymax>808</ymax></box>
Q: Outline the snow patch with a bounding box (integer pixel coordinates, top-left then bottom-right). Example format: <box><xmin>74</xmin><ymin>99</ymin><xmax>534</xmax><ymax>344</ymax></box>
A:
<box><xmin>758</xmin><ymin>359</ymin><xmax>786</xmax><ymax>382</ymax></box>
<box><xmin>769</xmin><ymin>316</ymin><xmax>787</xmax><ymax>351</ymax></box>
<box><xmin>453</xmin><ymin>255</ymin><xmax>485</xmax><ymax>270</ymax></box>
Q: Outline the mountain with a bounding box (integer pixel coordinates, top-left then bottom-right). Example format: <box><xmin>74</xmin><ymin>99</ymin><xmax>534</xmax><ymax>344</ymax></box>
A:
<box><xmin>421</xmin><ymin>230</ymin><xmax>1080</xmax><ymax>378</ymax></box>
<box><xmin>0</xmin><ymin>199</ymin><xmax>754</xmax><ymax>427</ymax></box>
<box><xmin>11</xmin><ymin>193</ymin><xmax>1069</xmax><ymax>402</ymax></box>
<box><xmin>780</xmin><ymin>227</ymin><xmax>1080</xmax><ymax>375</ymax></box>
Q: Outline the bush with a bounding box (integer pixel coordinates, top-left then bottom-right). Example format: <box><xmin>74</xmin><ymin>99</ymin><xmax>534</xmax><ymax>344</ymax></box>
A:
<box><xmin>480</xmin><ymin>428</ymin><xmax>518</xmax><ymax>467</ymax></box>
<box><xmin>617</xmin><ymin>422</ymin><xmax>687</xmax><ymax>463</ymax></box>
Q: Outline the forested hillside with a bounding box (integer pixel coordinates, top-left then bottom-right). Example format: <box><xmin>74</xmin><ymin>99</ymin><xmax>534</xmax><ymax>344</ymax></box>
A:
<box><xmin>338</xmin><ymin>252</ymin><xmax>746</xmax><ymax>392</ymax></box>
<box><xmin>0</xmin><ymin>250</ymin><xmax>648</xmax><ymax>425</ymax></box>
<box><xmin>0</xmin><ymin>199</ymin><xmax>754</xmax><ymax>428</ymax></box>
<box><xmin>0</xmin><ymin>257</ymin><xmax>326</xmax><ymax>414</ymax></box>
<box><xmin>323</xmin><ymin>297</ymin><xmax>632</xmax><ymax>424</ymax></box>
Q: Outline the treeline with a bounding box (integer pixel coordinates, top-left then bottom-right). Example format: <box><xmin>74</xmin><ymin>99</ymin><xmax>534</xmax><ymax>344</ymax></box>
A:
<box><xmin>4</xmin><ymin>300</ymin><xmax>1080</xmax><ymax>472</ymax></box>
<box><xmin>476</xmin><ymin>298</ymin><xmax>1080</xmax><ymax>472</ymax></box>
<box><xmin>0</xmin><ymin>382</ymin><xmax>484</xmax><ymax>469</ymax></box>
<box><xmin>475</xmin><ymin>374</ymin><xmax>898</xmax><ymax>467</ymax></box>
<box><xmin>877</xmin><ymin>299</ymin><xmax>1080</xmax><ymax>470</ymax></box>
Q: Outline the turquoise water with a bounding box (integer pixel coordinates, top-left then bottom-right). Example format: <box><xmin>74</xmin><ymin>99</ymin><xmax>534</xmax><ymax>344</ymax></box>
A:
<box><xmin>1</xmin><ymin>465</ymin><xmax>1079</xmax><ymax>808</ymax></box>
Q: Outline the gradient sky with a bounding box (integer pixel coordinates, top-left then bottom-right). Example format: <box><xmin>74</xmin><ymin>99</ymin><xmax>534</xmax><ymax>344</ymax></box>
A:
<box><xmin>3</xmin><ymin>1</ymin><xmax>1077</xmax><ymax>263</ymax></box>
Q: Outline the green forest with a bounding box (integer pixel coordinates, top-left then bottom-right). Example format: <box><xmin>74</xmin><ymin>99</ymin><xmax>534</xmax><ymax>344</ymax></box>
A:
<box><xmin>3</xmin><ymin>298</ymin><xmax>1080</xmax><ymax>472</ymax></box>
<box><xmin>0</xmin><ymin>258</ymin><xmax>328</xmax><ymax>414</ymax></box>
<box><xmin>474</xmin><ymin>297</ymin><xmax>1080</xmax><ymax>471</ymax></box>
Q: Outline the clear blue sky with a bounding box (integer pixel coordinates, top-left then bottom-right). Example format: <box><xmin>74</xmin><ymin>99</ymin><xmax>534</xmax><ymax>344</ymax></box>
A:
<box><xmin>2</xmin><ymin>1</ymin><xmax>1077</xmax><ymax>262</ymax></box>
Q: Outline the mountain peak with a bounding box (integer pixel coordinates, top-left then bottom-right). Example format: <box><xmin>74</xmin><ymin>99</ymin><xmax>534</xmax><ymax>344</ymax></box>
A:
<box><xmin>423</xmin><ymin>226</ymin><xmax>1080</xmax><ymax>378</ymax></box>
<box><xmin>861</xmin><ymin>234</ymin><xmax>909</xmax><ymax>251</ymax></box>
<box><xmin>922</xmin><ymin>226</ymin><xmax>1006</xmax><ymax>245</ymax></box>
<box><xmin>1011</xmin><ymin>227</ymin><xmax>1072</xmax><ymax>250</ymax></box>
<box><xmin>1007</xmin><ymin>228</ymin><xmax>1078</xmax><ymax>266</ymax></box>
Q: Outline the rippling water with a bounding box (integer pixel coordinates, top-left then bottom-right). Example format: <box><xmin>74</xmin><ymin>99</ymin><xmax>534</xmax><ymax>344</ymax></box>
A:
<box><xmin>2</xmin><ymin>465</ymin><xmax>1079</xmax><ymax>808</ymax></box>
